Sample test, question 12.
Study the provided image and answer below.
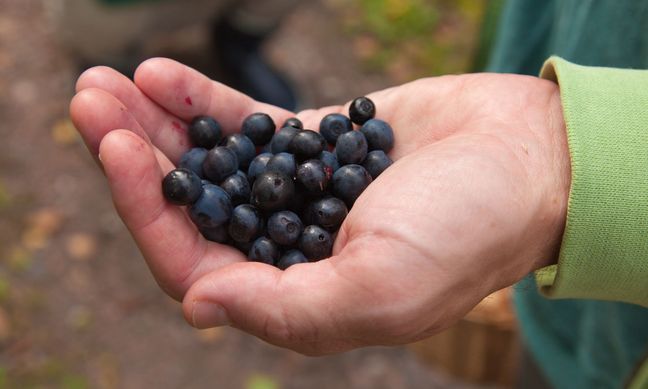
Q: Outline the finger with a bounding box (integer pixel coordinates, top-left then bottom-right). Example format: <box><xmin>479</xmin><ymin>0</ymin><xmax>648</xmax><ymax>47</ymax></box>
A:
<box><xmin>182</xmin><ymin>237</ymin><xmax>440</xmax><ymax>355</ymax></box>
<box><xmin>70</xmin><ymin>88</ymin><xmax>152</xmax><ymax>158</ymax></box>
<box><xmin>133</xmin><ymin>57</ymin><xmax>295</xmax><ymax>133</ymax></box>
<box><xmin>100</xmin><ymin>130</ymin><xmax>243</xmax><ymax>300</ymax></box>
<box><xmin>76</xmin><ymin>66</ymin><xmax>191</xmax><ymax>164</ymax></box>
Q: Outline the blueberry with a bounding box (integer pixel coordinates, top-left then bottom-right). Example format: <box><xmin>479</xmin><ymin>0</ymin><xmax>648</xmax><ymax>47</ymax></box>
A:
<box><xmin>178</xmin><ymin>147</ymin><xmax>208</xmax><ymax>178</ymax></box>
<box><xmin>349</xmin><ymin>96</ymin><xmax>376</xmax><ymax>125</ymax></box>
<box><xmin>189</xmin><ymin>184</ymin><xmax>233</xmax><ymax>228</ymax></box>
<box><xmin>251</xmin><ymin>171</ymin><xmax>295</xmax><ymax>212</ymax></box>
<box><xmin>242</xmin><ymin>113</ymin><xmax>276</xmax><ymax>146</ymax></box>
<box><xmin>267</xmin><ymin>210</ymin><xmax>303</xmax><ymax>246</ymax></box>
<box><xmin>310</xmin><ymin>197</ymin><xmax>348</xmax><ymax>231</ymax></box>
<box><xmin>203</xmin><ymin>146</ymin><xmax>239</xmax><ymax>182</ymax></box>
<box><xmin>162</xmin><ymin>168</ymin><xmax>203</xmax><ymax>205</ymax></box>
<box><xmin>220</xmin><ymin>172</ymin><xmax>251</xmax><ymax>206</ymax></box>
<box><xmin>189</xmin><ymin>116</ymin><xmax>222</xmax><ymax>149</ymax></box>
<box><xmin>288</xmin><ymin>130</ymin><xmax>326</xmax><ymax>161</ymax></box>
<box><xmin>335</xmin><ymin>130</ymin><xmax>368</xmax><ymax>165</ymax></box>
<box><xmin>318</xmin><ymin>150</ymin><xmax>340</xmax><ymax>173</ymax></box>
<box><xmin>360</xmin><ymin>119</ymin><xmax>394</xmax><ymax>152</ymax></box>
<box><xmin>299</xmin><ymin>225</ymin><xmax>333</xmax><ymax>260</ymax></box>
<box><xmin>277</xmin><ymin>249</ymin><xmax>308</xmax><ymax>270</ymax></box>
<box><xmin>362</xmin><ymin>150</ymin><xmax>393</xmax><ymax>179</ymax></box>
<box><xmin>319</xmin><ymin>113</ymin><xmax>352</xmax><ymax>145</ymax></box>
<box><xmin>266</xmin><ymin>152</ymin><xmax>297</xmax><ymax>178</ymax></box>
<box><xmin>296</xmin><ymin>159</ymin><xmax>330</xmax><ymax>195</ymax></box>
<box><xmin>247</xmin><ymin>152</ymin><xmax>273</xmax><ymax>184</ymax></box>
<box><xmin>248</xmin><ymin>236</ymin><xmax>280</xmax><ymax>265</ymax></box>
<box><xmin>282</xmin><ymin>117</ymin><xmax>303</xmax><ymax>129</ymax></box>
<box><xmin>199</xmin><ymin>225</ymin><xmax>230</xmax><ymax>243</ymax></box>
<box><xmin>270</xmin><ymin>126</ymin><xmax>300</xmax><ymax>154</ymax></box>
<box><xmin>223</xmin><ymin>134</ymin><xmax>256</xmax><ymax>169</ymax></box>
<box><xmin>332</xmin><ymin>164</ymin><xmax>372</xmax><ymax>207</ymax></box>
<box><xmin>229</xmin><ymin>204</ymin><xmax>263</xmax><ymax>243</ymax></box>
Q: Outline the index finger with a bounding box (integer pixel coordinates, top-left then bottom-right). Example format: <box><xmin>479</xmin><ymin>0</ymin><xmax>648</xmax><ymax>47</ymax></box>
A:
<box><xmin>134</xmin><ymin>58</ymin><xmax>295</xmax><ymax>134</ymax></box>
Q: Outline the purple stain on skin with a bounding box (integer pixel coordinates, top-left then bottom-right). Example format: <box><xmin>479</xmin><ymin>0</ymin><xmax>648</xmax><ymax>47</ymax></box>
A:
<box><xmin>172</xmin><ymin>121</ymin><xmax>186</xmax><ymax>133</ymax></box>
<box><xmin>185</xmin><ymin>96</ymin><xmax>193</xmax><ymax>106</ymax></box>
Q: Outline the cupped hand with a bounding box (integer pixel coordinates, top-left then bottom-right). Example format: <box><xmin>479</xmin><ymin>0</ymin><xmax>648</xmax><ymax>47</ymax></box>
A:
<box><xmin>70</xmin><ymin>58</ymin><xmax>570</xmax><ymax>355</ymax></box>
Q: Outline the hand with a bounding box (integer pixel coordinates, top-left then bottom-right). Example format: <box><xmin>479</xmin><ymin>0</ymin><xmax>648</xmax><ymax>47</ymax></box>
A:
<box><xmin>70</xmin><ymin>58</ymin><xmax>570</xmax><ymax>355</ymax></box>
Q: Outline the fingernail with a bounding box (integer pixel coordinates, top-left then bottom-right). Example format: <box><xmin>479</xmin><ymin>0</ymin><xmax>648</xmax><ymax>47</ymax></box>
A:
<box><xmin>192</xmin><ymin>301</ymin><xmax>230</xmax><ymax>329</ymax></box>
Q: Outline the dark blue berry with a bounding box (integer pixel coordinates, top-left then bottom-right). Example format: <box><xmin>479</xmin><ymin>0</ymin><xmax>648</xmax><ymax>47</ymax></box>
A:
<box><xmin>189</xmin><ymin>184</ymin><xmax>233</xmax><ymax>228</ymax></box>
<box><xmin>277</xmin><ymin>249</ymin><xmax>308</xmax><ymax>270</ymax></box>
<box><xmin>296</xmin><ymin>159</ymin><xmax>330</xmax><ymax>195</ymax></box>
<box><xmin>362</xmin><ymin>150</ymin><xmax>392</xmax><ymax>179</ymax></box>
<box><xmin>282</xmin><ymin>117</ymin><xmax>303</xmax><ymax>129</ymax></box>
<box><xmin>203</xmin><ymin>146</ymin><xmax>238</xmax><ymax>182</ymax></box>
<box><xmin>242</xmin><ymin>113</ymin><xmax>276</xmax><ymax>146</ymax></box>
<box><xmin>318</xmin><ymin>150</ymin><xmax>340</xmax><ymax>173</ymax></box>
<box><xmin>220</xmin><ymin>172</ymin><xmax>251</xmax><ymax>206</ymax></box>
<box><xmin>178</xmin><ymin>147</ymin><xmax>208</xmax><ymax>178</ymax></box>
<box><xmin>360</xmin><ymin>119</ymin><xmax>394</xmax><ymax>152</ymax></box>
<box><xmin>189</xmin><ymin>116</ymin><xmax>222</xmax><ymax>149</ymax></box>
<box><xmin>266</xmin><ymin>152</ymin><xmax>297</xmax><ymax>178</ymax></box>
<box><xmin>319</xmin><ymin>113</ymin><xmax>352</xmax><ymax>145</ymax></box>
<box><xmin>223</xmin><ymin>134</ymin><xmax>256</xmax><ymax>169</ymax></box>
<box><xmin>251</xmin><ymin>171</ymin><xmax>295</xmax><ymax>212</ymax></box>
<box><xmin>270</xmin><ymin>126</ymin><xmax>300</xmax><ymax>154</ymax></box>
<box><xmin>267</xmin><ymin>210</ymin><xmax>303</xmax><ymax>246</ymax></box>
<box><xmin>248</xmin><ymin>237</ymin><xmax>280</xmax><ymax>265</ymax></box>
<box><xmin>299</xmin><ymin>225</ymin><xmax>333</xmax><ymax>260</ymax></box>
<box><xmin>199</xmin><ymin>225</ymin><xmax>230</xmax><ymax>243</ymax></box>
<box><xmin>332</xmin><ymin>164</ymin><xmax>372</xmax><ymax>207</ymax></box>
<box><xmin>310</xmin><ymin>197</ymin><xmax>348</xmax><ymax>231</ymax></box>
<box><xmin>247</xmin><ymin>152</ymin><xmax>273</xmax><ymax>184</ymax></box>
<box><xmin>349</xmin><ymin>96</ymin><xmax>376</xmax><ymax>125</ymax></box>
<box><xmin>288</xmin><ymin>130</ymin><xmax>326</xmax><ymax>161</ymax></box>
<box><xmin>162</xmin><ymin>168</ymin><xmax>203</xmax><ymax>205</ymax></box>
<box><xmin>229</xmin><ymin>204</ymin><xmax>263</xmax><ymax>243</ymax></box>
<box><xmin>335</xmin><ymin>130</ymin><xmax>368</xmax><ymax>165</ymax></box>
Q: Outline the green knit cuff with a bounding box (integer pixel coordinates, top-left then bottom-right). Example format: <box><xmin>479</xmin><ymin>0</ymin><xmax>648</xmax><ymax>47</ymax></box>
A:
<box><xmin>535</xmin><ymin>57</ymin><xmax>648</xmax><ymax>307</ymax></box>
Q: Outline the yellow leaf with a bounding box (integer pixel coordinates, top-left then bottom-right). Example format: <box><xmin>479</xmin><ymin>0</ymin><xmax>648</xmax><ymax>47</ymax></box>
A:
<box><xmin>51</xmin><ymin>118</ymin><xmax>80</xmax><ymax>146</ymax></box>
<box><xmin>66</xmin><ymin>233</ymin><xmax>97</xmax><ymax>261</ymax></box>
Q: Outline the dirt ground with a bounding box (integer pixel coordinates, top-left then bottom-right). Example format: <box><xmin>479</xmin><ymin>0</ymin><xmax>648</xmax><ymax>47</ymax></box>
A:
<box><xmin>0</xmin><ymin>1</ymin><xmax>501</xmax><ymax>388</ymax></box>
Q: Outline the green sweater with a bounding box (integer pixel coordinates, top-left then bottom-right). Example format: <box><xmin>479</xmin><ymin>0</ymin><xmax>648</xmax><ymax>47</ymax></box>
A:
<box><xmin>487</xmin><ymin>1</ymin><xmax>648</xmax><ymax>388</ymax></box>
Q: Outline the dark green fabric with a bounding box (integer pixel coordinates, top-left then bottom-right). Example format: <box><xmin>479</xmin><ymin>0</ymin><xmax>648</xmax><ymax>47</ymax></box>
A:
<box><xmin>485</xmin><ymin>1</ymin><xmax>648</xmax><ymax>388</ymax></box>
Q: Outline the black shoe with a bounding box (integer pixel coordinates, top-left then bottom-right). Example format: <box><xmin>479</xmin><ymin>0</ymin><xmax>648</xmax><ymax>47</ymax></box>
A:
<box><xmin>212</xmin><ymin>17</ymin><xmax>298</xmax><ymax>111</ymax></box>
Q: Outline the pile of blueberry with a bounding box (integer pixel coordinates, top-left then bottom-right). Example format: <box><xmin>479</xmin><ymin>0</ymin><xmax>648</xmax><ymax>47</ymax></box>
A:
<box><xmin>162</xmin><ymin>97</ymin><xmax>394</xmax><ymax>270</ymax></box>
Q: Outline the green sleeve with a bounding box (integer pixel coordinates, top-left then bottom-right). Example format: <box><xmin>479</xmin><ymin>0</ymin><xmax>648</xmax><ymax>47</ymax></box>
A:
<box><xmin>534</xmin><ymin>57</ymin><xmax>648</xmax><ymax>307</ymax></box>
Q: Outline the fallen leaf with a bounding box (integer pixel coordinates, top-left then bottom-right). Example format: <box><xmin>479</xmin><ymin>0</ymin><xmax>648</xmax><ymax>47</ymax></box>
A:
<box><xmin>246</xmin><ymin>374</ymin><xmax>279</xmax><ymax>389</ymax></box>
<box><xmin>52</xmin><ymin>118</ymin><xmax>80</xmax><ymax>146</ymax></box>
<box><xmin>22</xmin><ymin>208</ymin><xmax>64</xmax><ymax>250</ymax></box>
<box><xmin>197</xmin><ymin>327</ymin><xmax>223</xmax><ymax>343</ymax></box>
<box><xmin>65</xmin><ymin>233</ymin><xmax>97</xmax><ymax>261</ymax></box>
<box><xmin>7</xmin><ymin>245</ymin><xmax>31</xmax><ymax>272</ymax></box>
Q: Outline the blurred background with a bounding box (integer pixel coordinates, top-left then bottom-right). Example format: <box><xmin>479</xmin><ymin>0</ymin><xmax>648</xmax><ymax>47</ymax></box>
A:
<box><xmin>0</xmin><ymin>0</ymin><xmax>519</xmax><ymax>388</ymax></box>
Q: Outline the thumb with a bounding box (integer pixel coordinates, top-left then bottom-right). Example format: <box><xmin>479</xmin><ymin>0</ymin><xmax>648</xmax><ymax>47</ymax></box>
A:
<box><xmin>181</xmin><ymin>237</ymin><xmax>439</xmax><ymax>355</ymax></box>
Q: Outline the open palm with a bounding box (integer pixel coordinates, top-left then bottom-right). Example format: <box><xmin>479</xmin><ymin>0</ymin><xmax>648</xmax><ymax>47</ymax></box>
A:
<box><xmin>71</xmin><ymin>58</ymin><xmax>570</xmax><ymax>355</ymax></box>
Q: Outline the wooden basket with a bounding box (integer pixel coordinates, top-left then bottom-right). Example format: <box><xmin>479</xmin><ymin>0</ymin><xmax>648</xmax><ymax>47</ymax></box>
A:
<box><xmin>408</xmin><ymin>288</ymin><xmax>519</xmax><ymax>387</ymax></box>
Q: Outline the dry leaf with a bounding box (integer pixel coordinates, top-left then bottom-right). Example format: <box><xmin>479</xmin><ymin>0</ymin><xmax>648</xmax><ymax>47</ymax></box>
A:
<box><xmin>66</xmin><ymin>233</ymin><xmax>97</xmax><ymax>261</ymax></box>
<box><xmin>51</xmin><ymin>118</ymin><xmax>80</xmax><ymax>145</ymax></box>
<box><xmin>197</xmin><ymin>327</ymin><xmax>223</xmax><ymax>343</ymax></box>
<box><xmin>22</xmin><ymin>207</ymin><xmax>64</xmax><ymax>250</ymax></box>
<box><xmin>7</xmin><ymin>245</ymin><xmax>31</xmax><ymax>272</ymax></box>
